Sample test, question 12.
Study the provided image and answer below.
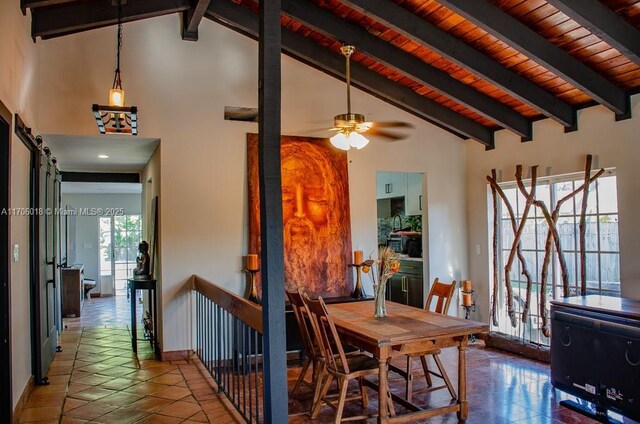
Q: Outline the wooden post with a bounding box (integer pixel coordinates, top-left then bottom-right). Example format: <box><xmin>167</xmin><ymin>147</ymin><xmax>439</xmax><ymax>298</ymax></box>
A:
<box><xmin>258</xmin><ymin>1</ymin><xmax>288</xmax><ymax>422</ymax></box>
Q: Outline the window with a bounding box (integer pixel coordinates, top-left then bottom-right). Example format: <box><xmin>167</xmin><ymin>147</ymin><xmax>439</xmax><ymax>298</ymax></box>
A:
<box><xmin>492</xmin><ymin>171</ymin><xmax>620</xmax><ymax>345</ymax></box>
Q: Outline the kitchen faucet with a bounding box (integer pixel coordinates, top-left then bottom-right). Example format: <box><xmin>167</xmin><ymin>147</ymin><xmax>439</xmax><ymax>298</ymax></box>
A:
<box><xmin>392</xmin><ymin>214</ymin><xmax>403</xmax><ymax>232</ymax></box>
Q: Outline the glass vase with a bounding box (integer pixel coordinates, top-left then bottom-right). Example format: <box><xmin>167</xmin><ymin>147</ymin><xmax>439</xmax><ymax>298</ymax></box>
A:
<box><xmin>374</xmin><ymin>283</ymin><xmax>387</xmax><ymax>318</ymax></box>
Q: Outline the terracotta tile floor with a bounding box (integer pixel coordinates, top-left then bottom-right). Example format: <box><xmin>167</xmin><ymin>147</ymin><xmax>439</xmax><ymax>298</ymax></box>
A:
<box><xmin>19</xmin><ymin>296</ymin><xmax>636</xmax><ymax>423</ymax></box>
<box><xmin>19</xmin><ymin>297</ymin><xmax>239</xmax><ymax>423</ymax></box>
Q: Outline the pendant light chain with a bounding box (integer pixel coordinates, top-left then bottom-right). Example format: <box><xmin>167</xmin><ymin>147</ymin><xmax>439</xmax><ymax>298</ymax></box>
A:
<box><xmin>112</xmin><ymin>0</ymin><xmax>123</xmax><ymax>91</ymax></box>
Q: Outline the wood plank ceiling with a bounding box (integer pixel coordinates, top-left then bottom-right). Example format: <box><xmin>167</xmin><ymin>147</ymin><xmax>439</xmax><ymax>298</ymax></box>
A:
<box><xmin>23</xmin><ymin>0</ymin><xmax>640</xmax><ymax>149</ymax></box>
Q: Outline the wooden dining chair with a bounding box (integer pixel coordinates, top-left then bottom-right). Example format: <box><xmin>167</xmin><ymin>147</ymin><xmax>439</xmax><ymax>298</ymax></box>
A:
<box><xmin>302</xmin><ymin>294</ymin><xmax>395</xmax><ymax>423</ymax></box>
<box><xmin>403</xmin><ymin>278</ymin><xmax>457</xmax><ymax>402</ymax></box>
<box><xmin>286</xmin><ymin>289</ymin><xmax>324</xmax><ymax>405</ymax></box>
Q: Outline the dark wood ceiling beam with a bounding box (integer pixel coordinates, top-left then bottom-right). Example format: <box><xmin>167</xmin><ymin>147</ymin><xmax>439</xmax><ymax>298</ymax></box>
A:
<box><xmin>206</xmin><ymin>0</ymin><xmax>495</xmax><ymax>148</ymax></box>
<box><xmin>438</xmin><ymin>0</ymin><xmax>630</xmax><ymax>119</ymax></box>
<box><xmin>280</xmin><ymin>0</ymin><xmax>531</xmax><ymax>140</ymax></box>
<box><xmin>545</xmin><ymin>0</ymin><xmax>640</xmax><ymax>66</ymax></box>
<box><xmin>20</xmin><ymin>0</ymin><xmax>76</xmax><ymax>15</ymax></box>
<box><xmin>340</xmin><ymin>0</ymin><xmax>576</xmax><ymax>130</ymax></box>
<box><xmin>181</xmin><ymin>0</ymin><xmax>211</xmax><ymax>41</ymax></box>
<box><xmin>31</xmin><ymin>0</ymin><xmax>192</xmax><ymax>40</ymax></box>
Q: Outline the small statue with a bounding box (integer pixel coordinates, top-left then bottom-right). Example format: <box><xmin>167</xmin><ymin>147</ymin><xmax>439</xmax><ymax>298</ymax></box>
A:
<box><xmin>133</xmin><ymin>241</ymin><xmax>151</xmax><ymax>280</ymax></box>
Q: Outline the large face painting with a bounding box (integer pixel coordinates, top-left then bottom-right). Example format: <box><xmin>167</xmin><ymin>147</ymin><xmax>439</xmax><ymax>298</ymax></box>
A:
<box><xmin>247</xmin><ymin>134</ymin><xmax>353</xmax><ymax>298</ymax></box>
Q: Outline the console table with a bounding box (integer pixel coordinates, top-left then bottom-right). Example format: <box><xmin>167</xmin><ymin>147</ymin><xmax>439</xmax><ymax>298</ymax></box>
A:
<box><xmin>127</xmin><ymin>278</ymin><xmax>158</xmax><ymax>354</ymax></box>
<box><xmin>551</xmin><ymin>295</ymin><xmax>640</xmax><ymax>422</ymax></box>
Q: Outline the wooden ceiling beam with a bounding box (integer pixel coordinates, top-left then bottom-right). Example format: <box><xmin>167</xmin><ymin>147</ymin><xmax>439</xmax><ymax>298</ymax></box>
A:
<box><xmin>20</xmin><ymin>0</ymin><xmax>76</xmax><ymax>15</ymax></box>
<box><xmin>546</xmin><ymin>0</ymin><xmax>640</xmax><ymax>66</ymax></box>
<box><xmin>438</xmin><ymin>0</ymin><xmax>630</xmax><ymax>119</ymax></box>
<box><xmin>206</xmin><ymin>0</ymin><xmax>495</xmax><ymax>148</ymax></box>
<box><xmin>31</xmin><ymin>0</ymin><xmax>192</xmax><ymax>40</ymax></box>
<box><xmin>181</xmin><ymin>0</ymin><xmax>211</xmax><ymax>41</ymax></box>
<box><xmin>341</xmin><ymin>0</ymin><xmax>577</xmax><ymax>130</ymax></box>
<box><xmin>280</xmin><ymin>0</ymin><xmax>531</xmax><ymax>140</ymax></box>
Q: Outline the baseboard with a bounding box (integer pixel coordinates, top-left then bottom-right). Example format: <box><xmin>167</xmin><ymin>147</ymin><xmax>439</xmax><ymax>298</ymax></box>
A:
<box><xmin>89</xmin><ymin>292</ymin><xmax>101</xmax><ymax>298</ymax></box>
<box><xmin>13</xmin><ymin>376</ymin><xmax>35</xmax><ymax>424</ymax></box>
<box><xmin>160</xmin><ymin>349</ymin><xmax>191</xmax><ymax>362</ymax></box>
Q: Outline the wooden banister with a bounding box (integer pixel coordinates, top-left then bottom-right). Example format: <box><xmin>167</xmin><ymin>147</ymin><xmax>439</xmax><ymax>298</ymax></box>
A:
<box><xmin>192</xmin><ymin>275</ymin><xmax>263</xmax><ymax>333</ymax></box>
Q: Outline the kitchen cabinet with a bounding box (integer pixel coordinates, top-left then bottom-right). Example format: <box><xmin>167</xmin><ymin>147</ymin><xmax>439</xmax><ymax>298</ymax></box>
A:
<box><xmin>376</xmin><ymin>172</ymin><xmax>407</xmax><ymax>200</ymax></box>
<box><xmin>386</xmin><ymin>260</ymin><xmax>424</xmax><ymax>308</ymax></box>
<box><xmin>405</xmin><ymin>173</ymin><xmax>423</xmax><ymax>216</ymax></box>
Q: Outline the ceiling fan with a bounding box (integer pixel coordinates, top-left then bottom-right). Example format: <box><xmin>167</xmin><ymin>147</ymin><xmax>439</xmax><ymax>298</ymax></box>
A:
<box><xmin>328</xmin><ymin>45</ymin><xmax>413</xmax><ymax>151</ymax></box>
<box><xmin>224</xmin><ymin>45</ymin><xmax>413</xmax><ymax>148</ymax></box>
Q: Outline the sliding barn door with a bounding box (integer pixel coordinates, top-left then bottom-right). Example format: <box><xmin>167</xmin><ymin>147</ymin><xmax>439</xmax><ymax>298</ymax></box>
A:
<box><xmin>35</xmin><ymin>152</ymin><xmax>59</xmax><ymax>382</ymax></box>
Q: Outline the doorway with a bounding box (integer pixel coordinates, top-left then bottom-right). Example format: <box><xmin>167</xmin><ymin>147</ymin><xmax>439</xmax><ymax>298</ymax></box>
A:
<box><xmin>99</xmin><ymin>214</ymin><xmax>142</xmax><ymax>296</ymax></box>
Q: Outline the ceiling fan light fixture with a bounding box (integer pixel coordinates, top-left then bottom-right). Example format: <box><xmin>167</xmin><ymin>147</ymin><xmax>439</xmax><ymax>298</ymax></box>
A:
<box><xmin>349</xmin><ymin>132</ymin><xmax>369</xmax><ymax>149</ymax></box>
<box><xmin>330</xmin><ymin>132</ymin><xmax>351</xmax><ymax>151</ymax></box>
<box><xmin>330</xmin><ymin>131</ymin><xmax>369</xmax><ymax>151</ymax></box>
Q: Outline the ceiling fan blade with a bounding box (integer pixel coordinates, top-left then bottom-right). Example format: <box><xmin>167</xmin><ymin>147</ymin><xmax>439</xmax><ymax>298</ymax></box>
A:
<box><xmin>365</xmin><ymin>128</ymin><xmax>407</xmax><ymax>141</ymax></box>
<box><xmin>286</xmin><ymin>128</ymin><xmax>333</xmax><ymax>137</ymax></box>
<box><xmin>367</xmin><ymin>121</ymin><xmax>414</xmax><ymax>129</ymax></box>
<box><xmin>224</xmin><ymin>106</ymin><xmax>258</xmax><ymax>122</ymax></box>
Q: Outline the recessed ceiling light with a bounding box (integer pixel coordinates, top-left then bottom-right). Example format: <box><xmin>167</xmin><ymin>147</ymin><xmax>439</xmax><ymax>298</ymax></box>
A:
<box><xmin>98</xmin><ymin>154</ymin><xmax>110</xmax><ymax>159</ymax></box>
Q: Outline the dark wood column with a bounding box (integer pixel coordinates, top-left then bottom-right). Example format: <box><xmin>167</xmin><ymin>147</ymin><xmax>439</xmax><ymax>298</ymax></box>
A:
<box><xmin>257</xmin><ymin>0</ymin><xmax>287</xmax><ymax>422</ymax></box>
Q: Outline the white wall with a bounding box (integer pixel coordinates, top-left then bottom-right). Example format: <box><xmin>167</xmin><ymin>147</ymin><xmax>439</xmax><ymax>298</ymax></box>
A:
<box><xmin>1</xmin><ymin>0</ymin><xmax>41</xmax><ymax>409</ymax></box>
<box><xmin>62</xmin><ymin>193</ymin><xmax>142</xmax><ymax>295</ymax></box>
<box><xmin>466</xmin><ymin>96</ymin><xmax>640</xmax><ymax>323</ymax></box>
<box><xmin>34</xmin><ymin>15</ymin><xmax>469</xmax><ymax>353</ymax></box>
<box><xmin>9</xmin><ymin>129</ymin><xmax>32</xmax><ymax>409</ymax></box>
<box><xmin>141</xmin><ymin>146</ymin><xmax>161</xmax><ymax>341</ymax></box>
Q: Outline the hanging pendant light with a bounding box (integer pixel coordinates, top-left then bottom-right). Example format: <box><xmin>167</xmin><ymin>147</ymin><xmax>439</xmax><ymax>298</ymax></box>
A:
<box><xmin>92</xmin><ymin>0</ymin><xmax>138</xmax><ymax>135</ymax></box>
<box><xmin>329</xmin><ymin>45</ymin><xmax>369</xmax><ymax>151</ymax></box>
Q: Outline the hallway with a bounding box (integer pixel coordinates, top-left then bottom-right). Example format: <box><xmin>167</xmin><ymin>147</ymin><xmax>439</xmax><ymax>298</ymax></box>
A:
<box><xmin>17</xmin><ymin>297</ymin><xmax>239</xmax><ymax>423</ymax></box>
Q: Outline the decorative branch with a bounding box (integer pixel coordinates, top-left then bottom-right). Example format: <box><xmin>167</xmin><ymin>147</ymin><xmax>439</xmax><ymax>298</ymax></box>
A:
<box><xmin>487</xmin><ymin>172</ymin><xmax>534</xmax><ymax>327</ymax></box>
<box><xmin>579</xmin><ymin>155</ymin><xmax>593</xmax><ymax>296</ymax></box>
<box><xmin>488</xmin><ymin>165</ymin><xmax>537</xmax><ymax>327</ymax></box>
<box><xmin>490</xmin><ymin>169</ymin><xmax>500</xmax><ymax>327</ymax></box>
<box><xmin>514</xmin><ymin>168</ymin><xmax>539</xmax><ymax>323</ymax></box>
<box><xmin>535</xmin><ymin>164</ymin><xmax>604</xmax><ymax>336</ymax></box>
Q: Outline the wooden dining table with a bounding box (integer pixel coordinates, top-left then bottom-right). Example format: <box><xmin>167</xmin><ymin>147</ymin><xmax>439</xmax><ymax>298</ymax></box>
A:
<box><xmin>326</xmin><ymin>300</ymin><xmax>489</xmax><ymax>423</ymax></box>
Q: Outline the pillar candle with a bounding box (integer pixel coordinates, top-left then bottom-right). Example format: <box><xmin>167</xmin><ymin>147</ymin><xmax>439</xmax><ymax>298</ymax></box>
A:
<box><xmin>246</xmin><ymin>254</ymin><xmax>259</xmax><ymax>271</ymax></box>
<box><xmin>354</xmin><ymin>250</ymin><xmax>363</xmax><ymax>265</ymax></box>
<box><xmin>462</xmin><ymin>280</ymin><xmax>473</xmax><ymax>292</ymax></box>
<box><xmin>462</xmin><ymin>293</ymin><xmax>473</xmax><ymax>307</ymax></box>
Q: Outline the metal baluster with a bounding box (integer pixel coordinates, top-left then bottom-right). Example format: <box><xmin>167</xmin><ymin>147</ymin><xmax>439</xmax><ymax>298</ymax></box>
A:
<box><xmin>216</xmin><ymin>304</ymin><xmax>221</xmax><ymax>389</ymax></box>
<box><xmin>236</xmin><ymin>316</ymin><xmax>240</xmax><ymax>408</ymax></box>
<box><xmin>248</xmin><ymin>324</ymin><xmax>253</xmax><ymax>422</ymax></box>
<box><xmin>228</xmin><ymin>310</ymin><xmax>232</xmax><ymax>397</ymax></box>
<box><xmin>242</xmin><ymin>322</ymin><xmax>247</xmax><ymax>420</ymax></box>
<box><xmin>255</xmin><ymin>330</ymin><xmax>260</xmax><ymax>424</ymax></box>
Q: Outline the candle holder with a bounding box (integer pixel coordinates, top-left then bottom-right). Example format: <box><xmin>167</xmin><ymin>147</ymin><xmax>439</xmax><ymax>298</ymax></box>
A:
<box><xmin>244</xmin><ymin>268</ymin><xmax>261</xmax><ymax>304</ymax></box>
<box><xmin>349</xmin><ymin>263</ymin><xmax>367</xmax><ymax>299</ymax></box>
<box><xmin>461</xmin><ymin>289</ymin><xmax>476</xmax><ymax>342</ymax></box>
